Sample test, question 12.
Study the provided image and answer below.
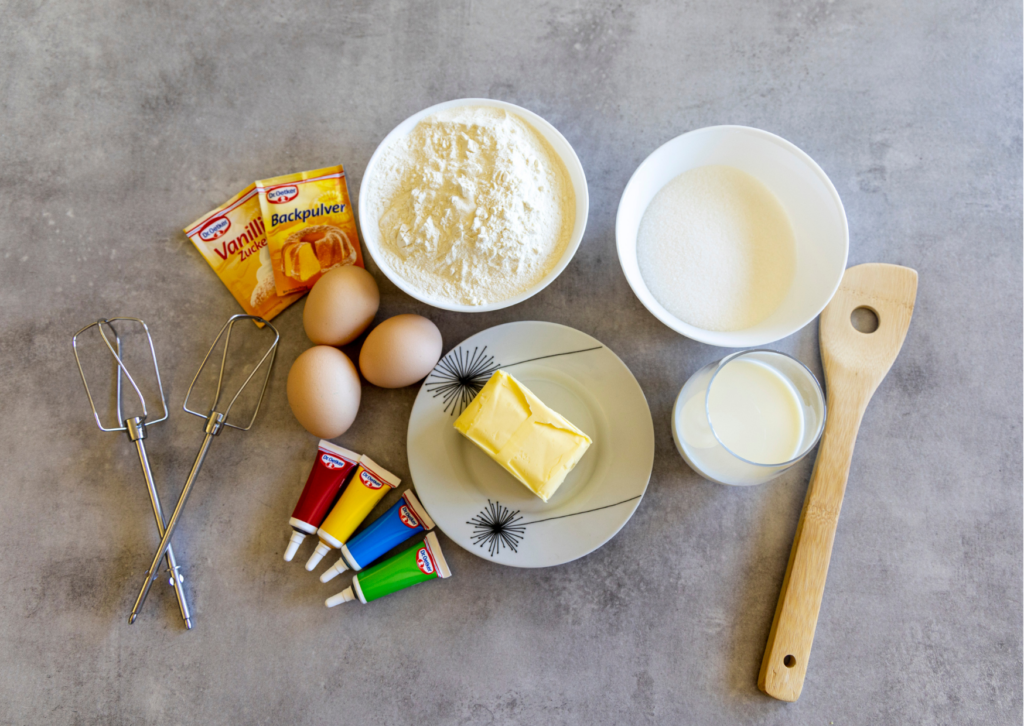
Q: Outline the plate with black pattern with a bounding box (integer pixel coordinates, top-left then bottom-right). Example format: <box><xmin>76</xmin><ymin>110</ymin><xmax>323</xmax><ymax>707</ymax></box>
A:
<box><xmin>408</xmin><ymin>321</ymin><xmax>654</xmax><ymax>567</ymax></box>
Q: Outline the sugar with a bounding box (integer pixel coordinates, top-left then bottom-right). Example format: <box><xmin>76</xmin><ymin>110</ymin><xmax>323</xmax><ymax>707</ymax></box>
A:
<box><xmin>636</xmin><ymin>165</ymin><xmax>796</xmax><ymax>332</ymax></box>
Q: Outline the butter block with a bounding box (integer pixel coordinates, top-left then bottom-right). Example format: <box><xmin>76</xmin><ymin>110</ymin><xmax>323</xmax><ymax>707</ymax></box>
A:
<box><xmin>454</xmin><ymin>371</ymin><xmax>592</xmax><ymax>502</ymax></box>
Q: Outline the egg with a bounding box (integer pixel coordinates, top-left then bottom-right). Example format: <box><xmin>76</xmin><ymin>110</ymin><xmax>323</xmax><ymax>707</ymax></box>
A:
<box><xmin>287</xmin><ymin>346</ymin><xmax>362</xmax><ymax>438</ymax></box>
<box><xmin>303</xmin><ymin>266</ymin><xmax>380</xmax><ymax>346</ymax></box>
<box><xmin>359</xmin><ymin>314</ymin><xmax>443</xmax><ymax>388</ymax></box>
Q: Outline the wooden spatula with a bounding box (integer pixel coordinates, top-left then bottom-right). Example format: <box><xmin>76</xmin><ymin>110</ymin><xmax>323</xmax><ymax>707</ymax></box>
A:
<box><xmin>758</xmin><ymin>263</ymin><xmax>918</xmax><ymax>702</ymax></box>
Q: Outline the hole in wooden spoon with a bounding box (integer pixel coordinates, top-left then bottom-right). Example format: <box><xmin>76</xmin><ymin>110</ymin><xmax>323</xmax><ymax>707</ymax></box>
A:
<box><xmin>784</xmin><ymin>655</ymin><xmax>796</xmax><ymax>668</ymax></box>
<box><xmin>851</xmin><ymin>306</ymin><xmax>879</xmax><ymax>334</ymax></box>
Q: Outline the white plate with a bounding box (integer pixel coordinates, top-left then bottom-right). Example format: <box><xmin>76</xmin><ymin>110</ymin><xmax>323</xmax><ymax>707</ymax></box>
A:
<box><xmin>408</xmin><ymin>321</ymin><xmax>654</xmax><ymax>568</ymax></box>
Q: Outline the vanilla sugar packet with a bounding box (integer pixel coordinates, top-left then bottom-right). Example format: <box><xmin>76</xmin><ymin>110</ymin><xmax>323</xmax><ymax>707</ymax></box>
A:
<box><xmin>256</xmin><ymin>165</ymin><xmax>363</xmax><ymax>297</ymax></box>
<box><xmin>184</xmin><ymin>183</ymin><xmax>304</xmax><ymax>322</ymax></box>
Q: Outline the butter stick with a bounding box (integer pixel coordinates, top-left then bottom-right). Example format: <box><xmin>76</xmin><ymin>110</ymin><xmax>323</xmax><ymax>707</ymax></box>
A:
<box><xmin>454</xmin><ymin>371</ymin><xmax>592</xmax><ymax>502</ymax></box>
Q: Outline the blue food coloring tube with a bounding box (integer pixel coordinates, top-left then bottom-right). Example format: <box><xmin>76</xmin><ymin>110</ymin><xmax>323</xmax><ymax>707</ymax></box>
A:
<box><xmin>319</xmin><ymin>490</ymin><xmax>434</xmax><ymax>583</ymax></box>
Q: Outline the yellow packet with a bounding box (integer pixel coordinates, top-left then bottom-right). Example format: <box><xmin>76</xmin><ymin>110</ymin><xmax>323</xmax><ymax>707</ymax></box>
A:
<box><xmin>256</xmin><ymin>165</ymin><xmax>363</xmax><ymax>297</ymax></box>
<box><xmin>184</xmin><ymin>184</ymin><xmax>304</xmax><ymax>322</ymax></box>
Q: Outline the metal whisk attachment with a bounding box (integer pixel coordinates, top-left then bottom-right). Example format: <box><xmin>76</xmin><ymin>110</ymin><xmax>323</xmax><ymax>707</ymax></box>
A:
<box><xmin>129</xmin><ymin>314</ymin><xmax>280</xmax><ymax>624</ymax></box>
<box><xmin>71</xmin><ymin>318</ymin><xmax>193</xmax><ymax>629</ymax></box>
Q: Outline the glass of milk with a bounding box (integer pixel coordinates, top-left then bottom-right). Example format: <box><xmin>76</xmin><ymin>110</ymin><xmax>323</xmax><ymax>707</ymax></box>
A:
<box><xmin>672</xmin><ymin>350</ymin><xmax>825</xmax><ymax>486</ymax></box>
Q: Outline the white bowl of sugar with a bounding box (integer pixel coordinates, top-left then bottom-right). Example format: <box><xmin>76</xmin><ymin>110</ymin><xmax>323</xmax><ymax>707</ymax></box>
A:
<box><xmin>616</xmin><ymin>125</ymin><xmax>848</xmax><ymax>348</ymax></box>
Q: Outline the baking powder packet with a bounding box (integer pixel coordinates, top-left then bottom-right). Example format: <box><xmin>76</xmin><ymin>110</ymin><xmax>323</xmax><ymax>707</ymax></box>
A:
<box><xmin>256</xmin><ymin>165</ymin><xmax>363</xmax><ymax>297</ymax></box>
<box><xmin>184</xmin><ymin>184</ymin><xmax>304</xmax><ymax>322</ymax></box>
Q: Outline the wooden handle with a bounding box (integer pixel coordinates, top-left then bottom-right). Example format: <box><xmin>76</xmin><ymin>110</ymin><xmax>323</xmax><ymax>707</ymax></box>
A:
<box><xmin>757</xmin><ymin>390</ymin><xmax>867</xmax><ymax>702</ymax></box>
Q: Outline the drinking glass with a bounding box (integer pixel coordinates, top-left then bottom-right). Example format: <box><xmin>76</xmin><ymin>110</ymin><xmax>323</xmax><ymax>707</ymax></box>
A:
<box><xmin>672</xmin><ymin>349</ymin><xmax>826</xmax><ymax>486</ymax></box>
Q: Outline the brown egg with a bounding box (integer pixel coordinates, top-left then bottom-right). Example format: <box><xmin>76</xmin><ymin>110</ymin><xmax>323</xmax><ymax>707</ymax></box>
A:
<box><xmin>287</xmin><ymin>346</ymin><xmax>362</xmax><ymax>438</ymax></box>
<box><xmin>359</xmin><ymin>314</ymin><xmax>443</xmax><ymax>388</ymax></box>
<box><xmin>303</xmin><ymin>266</ymin><xmax>380</xmax><ymax>346</ymax></box>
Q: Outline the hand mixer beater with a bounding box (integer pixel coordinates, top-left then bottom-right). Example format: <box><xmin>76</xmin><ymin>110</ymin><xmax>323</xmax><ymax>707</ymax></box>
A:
<box><xmin>72</xmin><ymin>318</ymin><xmax>193</xmax><ymax>629</ymax></box>
<box><xmin>129</xmin><ymin>314</ymin><xmax>279</xmax><ymax>625</ymax></box>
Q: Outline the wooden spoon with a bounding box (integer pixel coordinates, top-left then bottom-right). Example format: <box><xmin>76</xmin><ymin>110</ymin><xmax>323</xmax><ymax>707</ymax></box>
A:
<box><xmin>758</xmin><ymin>263</ymin><xmax>918</xmax><ymax>702</ymax></box>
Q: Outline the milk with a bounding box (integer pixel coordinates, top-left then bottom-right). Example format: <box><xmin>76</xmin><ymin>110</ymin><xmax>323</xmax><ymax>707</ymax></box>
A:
<box><xmin>672</xmin><ymin>351</ymin><xmax>824</xmax><ymax>486</ymax></box>
<box><xmin>706</xmin><ymin>358</ymin><xmax>804</xmax><ymax>464</ymax></box>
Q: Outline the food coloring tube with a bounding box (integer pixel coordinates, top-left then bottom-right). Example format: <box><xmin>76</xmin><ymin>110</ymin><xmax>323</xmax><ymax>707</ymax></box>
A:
<box><xmin>325</xmin><ymin>531</ymin><xmax>450</xmax><ymax>607</ymax></box>
<box><xmin>320</xmin><ymin>490</ymin><xmax>435</xmax><ymax>582</ymax></box>
<box><xmin>305</xmin><ymin>455</ymin><xmax>400</xmax><ymax>570</ymax></box>
<box><xmin>284</xmin><ymin>442</ymin><xmax>360</xmax><ymax>561</ymax></box>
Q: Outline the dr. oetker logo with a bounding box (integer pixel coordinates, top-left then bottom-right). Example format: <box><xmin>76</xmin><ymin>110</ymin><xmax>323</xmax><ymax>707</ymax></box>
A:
<box><xmin>360</xmin><ymin>470</ymin><xmax>384</xmax><ymax>489</ymax></box>
<box><xmin>416</xmin><ymin>548</ymin><xmax>435</xmax><ymax>575</ymax></box>
<box><xmin>199</xmin><ymin>216</ymin><xmax>230</xmax><ymax>241</ymax></box>
<box><xmin>398</xmin><ymin>505</ymin><xmax>420</xmax><ymax>529</ymax></box>
<box><xmin>266</xmin><ymin>185</ymin><xmax>299</xmax><ymax>204</ymax></box>
<box><xmin>321</xmin><ymin>454</ymin><xmax>347</xmax><ymax>470</ymax></box>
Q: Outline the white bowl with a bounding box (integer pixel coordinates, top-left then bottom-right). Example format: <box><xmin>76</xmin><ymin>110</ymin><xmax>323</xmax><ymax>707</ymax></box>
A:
<box><xmin>615</xmin><ymin>125</ymin><xmax>849</xmax><ymax>347</ymax></box>
<box><xmin>357</xmin><ymin>98</ymin><xmax>589</xmax><ymax>313</ymax></box>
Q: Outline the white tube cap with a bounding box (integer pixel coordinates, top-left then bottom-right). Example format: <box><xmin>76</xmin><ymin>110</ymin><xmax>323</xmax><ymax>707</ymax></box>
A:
<box><xmin>325</xmin><ymin>586</ymin><xmax>356</xmax><ymax>608</ymax></box>
<box><xmin>305</xmin><ymin>541</ymin><xmax>331</xmax><ymax>571</ymax></box>
<box><xmin>284</xmin><ymin>531</ymin><xmax>306</xmax><ymax>562</ymax></box>
<box><xmin>319</xmin><ymin>557</ymin><xmax>350</xmax><ymax>583</ymax></box>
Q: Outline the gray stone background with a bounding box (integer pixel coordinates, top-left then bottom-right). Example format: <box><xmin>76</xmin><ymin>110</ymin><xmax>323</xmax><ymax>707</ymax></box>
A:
<box><xmin>1</xmin><ymin>1</ymin><xmax>1020</xmax><ymax>724</ymax></box>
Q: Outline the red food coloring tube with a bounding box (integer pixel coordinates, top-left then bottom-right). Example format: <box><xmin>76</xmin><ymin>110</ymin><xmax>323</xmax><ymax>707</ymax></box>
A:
<box><xmin>284</xmin><ymin>441</ymin><xmax>360</xmax><ymax>561</ymax></box>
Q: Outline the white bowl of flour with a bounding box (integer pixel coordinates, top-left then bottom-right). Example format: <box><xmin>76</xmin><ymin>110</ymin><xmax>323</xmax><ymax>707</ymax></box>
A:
<box><xmin>616</xmin><ymin>126</ymin><xmax>848</xmax><ymax>347</ymax></box>
<box><xmin>358</xmin><ymin>99</ymin><xmax>588</xmax><ymax>312</ymax></box>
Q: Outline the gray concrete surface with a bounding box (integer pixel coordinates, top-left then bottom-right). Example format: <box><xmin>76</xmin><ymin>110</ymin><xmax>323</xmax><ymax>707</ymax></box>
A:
<box><xmin>1</xmin><ymin>1</ymin><xmax>1020</xmax><ymax>724</ymax></box>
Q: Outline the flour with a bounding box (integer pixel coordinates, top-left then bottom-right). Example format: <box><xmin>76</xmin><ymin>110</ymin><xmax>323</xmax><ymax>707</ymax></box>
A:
<box><xmin>364</xmin><ymin>106</ymin><xmax>575</xmax><ymax>306</ymax></box>
<box><xmin>636</xmin><ymin>165</ymin><xmax>796</xmax><ymax>332</ymax></box>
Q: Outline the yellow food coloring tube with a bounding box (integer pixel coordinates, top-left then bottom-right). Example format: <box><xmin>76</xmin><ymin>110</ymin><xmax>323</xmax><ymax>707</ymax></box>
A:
<box><xmin>305</xmin><ymin>456</ymin><xmax>400</xmax><ymax>571</ymax></box>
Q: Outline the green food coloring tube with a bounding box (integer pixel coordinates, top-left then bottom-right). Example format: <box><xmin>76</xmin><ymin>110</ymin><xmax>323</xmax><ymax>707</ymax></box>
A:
<box><xmin>325</xmin><ymin>531</ymin><xmax>450</xmax><ymax>607</ymax></box>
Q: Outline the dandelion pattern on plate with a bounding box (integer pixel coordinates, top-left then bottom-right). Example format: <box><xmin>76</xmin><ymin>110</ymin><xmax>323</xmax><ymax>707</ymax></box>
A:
<box><xmin>424</xmin><ymin>345</ymin><xmax>501</xmax><ymax>415</ymax></box>
<box><xmin>468</xmin><ymin>500</ymin><xmax>526</xmax><ymax>556</ymax></box>
<box><xmin>466</xmin><ymin>495</ymin><xmax>645</xmax><ymax>557</ymax></box>
<box><xmin>425</xmin><ymin>343</ymin><xmax>606</xmax><ymax>416</ymax></box>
